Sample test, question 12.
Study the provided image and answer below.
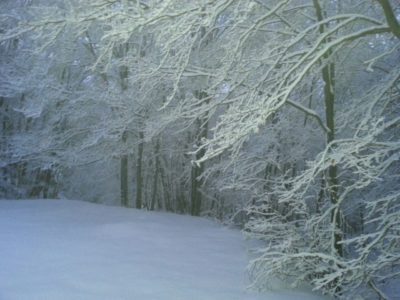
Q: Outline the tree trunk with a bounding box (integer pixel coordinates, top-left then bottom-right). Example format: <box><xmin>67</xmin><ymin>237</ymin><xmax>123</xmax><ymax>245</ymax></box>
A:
<box><xmin>158</xmin><ymin>155</ymin><xmax>172</xmax><ymax>211</ymax></box>
<box><xmin>150</xmin><ymin>139</ymin><xmax>160</xmax><ymax>210</ymax></box>
<box><xmin>135</xmin><ymin>130</ymin><xmax>144</xmax><ymax>209</ymax></box>
<box><xmin>313</xmin><ymin>0</ymin><xmax>343</xmax><ymax>257</ymax></box>
<box><xmin>190</xmin><ymin>158</ymin><xmax>203</xmax><ymax>216</ymax></box>
<box><xmin>118</xmin><ymin>45</ymin><xmax>129</xmax><ymax>207</ymax></box>
<box><xmin>190</xmin><ymin>91</ymin><xmax>209</xmax><ymax>216</ymax></box>
<box><xmin>120</xmin><ymin>131</ymin><xmax>129</xmax><ymax>207</ymax></box>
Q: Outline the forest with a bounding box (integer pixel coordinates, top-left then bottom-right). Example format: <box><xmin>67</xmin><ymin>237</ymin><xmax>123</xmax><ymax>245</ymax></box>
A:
<box><xmin>0</xmin><ymin>0</ymin><xmax>399</xmax><ymax>299</ymax></box>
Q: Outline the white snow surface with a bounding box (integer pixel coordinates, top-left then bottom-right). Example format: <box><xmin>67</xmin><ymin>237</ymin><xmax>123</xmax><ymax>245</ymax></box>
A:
<box><xmin>0</xmin><ymin>200</ymin><xmax>328</xmax><ymax>300</ymax></box>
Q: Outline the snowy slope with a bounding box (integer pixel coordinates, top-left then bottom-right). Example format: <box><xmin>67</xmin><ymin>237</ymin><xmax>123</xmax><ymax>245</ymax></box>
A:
<box><xmin>0</xmin><ymin>200</ymin><xmax>328</xmax><ymax>300</ymax></box>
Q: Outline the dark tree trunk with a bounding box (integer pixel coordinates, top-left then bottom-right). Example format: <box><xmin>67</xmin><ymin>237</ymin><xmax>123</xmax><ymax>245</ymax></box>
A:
<box><xmin>313</xmin><ymin>0</ymin><xmax>343</xmax><ymax>257</ymax></box>
<box><xmin>150</xmin><ymin>139</ymin><xmax>160</xmax><ymax>210</ymax></box>
<box><xmin>120</xmin><ymin>132</ymin><xmax>129</xmax><ymax>207</ymax></box>
<box><xmin>135</xmin><ymin>130</ymin><xmax>144</xmax><ymax>209</ymax></box>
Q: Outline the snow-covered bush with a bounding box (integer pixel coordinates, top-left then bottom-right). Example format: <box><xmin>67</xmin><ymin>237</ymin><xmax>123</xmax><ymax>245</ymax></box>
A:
<box><xmin>246</xmin><ymin>69</ymin><xmax>400</xmax><ymax>298</ymax></box>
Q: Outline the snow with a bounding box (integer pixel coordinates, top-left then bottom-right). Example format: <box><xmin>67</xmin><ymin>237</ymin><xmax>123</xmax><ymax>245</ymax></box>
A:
<box><xmin>0</xmin><ymin>199</ymin><xmax>329</xmax><ymax>300</ymax></box>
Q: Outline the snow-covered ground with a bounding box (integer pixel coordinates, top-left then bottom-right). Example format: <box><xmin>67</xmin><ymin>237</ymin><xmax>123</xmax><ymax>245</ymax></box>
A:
<box><xmin>0</xmin><ymin>200</ymin><xmax>329</xmax><ymax>300</ymax></box>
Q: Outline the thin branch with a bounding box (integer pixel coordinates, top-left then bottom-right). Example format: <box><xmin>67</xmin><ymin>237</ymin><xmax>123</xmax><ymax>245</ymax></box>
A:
<box><xmin>285</xmin><ymin>99</ymin><xmax>330</xmax><ymax>133</ymax></box>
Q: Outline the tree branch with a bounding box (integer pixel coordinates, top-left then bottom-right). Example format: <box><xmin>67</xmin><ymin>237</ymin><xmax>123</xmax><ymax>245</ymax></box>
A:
<box><xmin>285</xmin><ymin>99</ymin><xmax>330</xmax><ymax>133</ymax></box>
<box><xmin>377</xmin><ymin>0</ymin><xmax>400</xmax><ymax>39</ymax></box>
